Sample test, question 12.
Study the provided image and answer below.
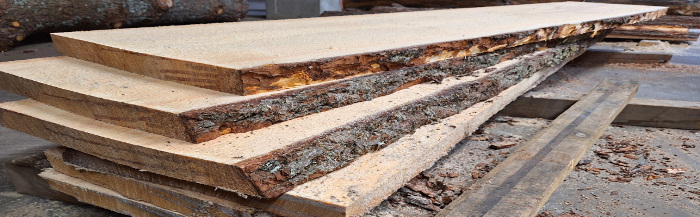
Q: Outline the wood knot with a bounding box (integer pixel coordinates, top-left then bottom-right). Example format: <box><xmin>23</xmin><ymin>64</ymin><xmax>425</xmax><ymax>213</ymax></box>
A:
<box><xmin>11</xmin><ymin>21</ymin><xmax>20</xmax><ymax>28</ymax></box>
<box><xmin>217</xmin><ymin>8</ymin><xmax>224</xmax><ymax>15</ymax></box>
<box><xmin>15</xmin><ymin>35</ymin><xmax>24</xmax><ymax>42</ymax></box>
<box><xmin>155</xmin><ymin>0</ymin><xmax>174</xmax><ymax>10</ymax></box>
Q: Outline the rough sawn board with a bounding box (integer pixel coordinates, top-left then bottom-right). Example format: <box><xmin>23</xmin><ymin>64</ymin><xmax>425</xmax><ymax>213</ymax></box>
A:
<box><xmin>52</xmin><ymin>2</ymin><xmax>665</xmax><ymax>95</ymax></box>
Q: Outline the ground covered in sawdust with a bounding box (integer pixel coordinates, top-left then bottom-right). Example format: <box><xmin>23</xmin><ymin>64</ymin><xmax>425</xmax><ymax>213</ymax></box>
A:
<box><xmin>364</xmin><ymin>117</ymin><xmax>700</xmax><ymax>217</ymax></box>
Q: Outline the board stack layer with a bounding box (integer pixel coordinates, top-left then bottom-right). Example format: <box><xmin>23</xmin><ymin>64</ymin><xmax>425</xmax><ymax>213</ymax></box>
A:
<box><xmin>0</xmin><ymin>2</ymin><xmax>666</xmax><ymax>216</ymax></box>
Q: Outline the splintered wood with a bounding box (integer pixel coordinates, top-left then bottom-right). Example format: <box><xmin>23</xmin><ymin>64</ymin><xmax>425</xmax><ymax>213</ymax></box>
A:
<box><xmin>51</xmin><ymin>2</ymin><xmax>664</xmax><ymax>95</ymax></box>
<box><xmin>0</xmin><ymin>2</ymin><xmax>668</xmax><ymax>217</ymax></box>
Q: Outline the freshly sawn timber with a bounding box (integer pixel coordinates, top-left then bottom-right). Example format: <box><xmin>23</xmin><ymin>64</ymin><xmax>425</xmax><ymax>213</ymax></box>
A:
<box><xmin>437</xmin><ymin>79</ymin><xmax>639</xmax><ymax>217</ymax></box>
<box><xmin>43</xmin><ymin>45</ymin><xmax>575</xmax><ymax>216</ymax></box>
<box><xmin>0</xmin><ymin>43</ymin><xmax>592</xmax><ymax>198</ymax></box>
<box><xmin>0</xmin><ymin>33</ymin><xmax>599</xmax><ymax>143</ymax></box>
<box><xmin>51</xmin><ymin>2</ymin><xmax>665</xmax><ymax>95</ymax></box>
<box><xmin>40</xmin><ymin>169</ymin><xmax>187</xmax><ymax>217</ymax></box>
<box><xmin>0</xmin><ymin>0</ymin><xmax>248</xmax><ymax>51</ymax></box>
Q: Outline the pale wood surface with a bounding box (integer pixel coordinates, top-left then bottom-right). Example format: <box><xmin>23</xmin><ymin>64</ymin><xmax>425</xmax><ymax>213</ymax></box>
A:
<box><xmin>52</xmin><ymin>2</ymin><xmax>665</xmax><ymax>94</ymax></box>
<box><xmin>40</xmin><ymin>169</ymin><xmax>185</xmax><ymax>217</ymax></box>
<box><xmin>0</xmin><ymin>57</ymin><xmax>242</xmax><ymax>141</ymax></box>
<box><xmin>0</xmin><ymin>45</ymin><xmax>584</xmax><ymax>199</ymax></box>
<box><xmin>43</xmin><ymin>47</ymin><xmax>570</xmax><ymax>216</ymax></box>
<box><xmin>437</xmin><ymin>79</ymin><xmax>638</xmax><ymax>217</ymax></box>
<box><xmin>45</xmin><ymin>148</ymin><xmax>266</xmax><ymax>217</ymax></box>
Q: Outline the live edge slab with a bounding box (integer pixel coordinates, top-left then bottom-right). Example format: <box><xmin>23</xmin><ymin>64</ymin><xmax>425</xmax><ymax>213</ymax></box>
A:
<box><xmin>40</xmin><ymin>45</ymin><xmax>575</xmax><ymax>216</ymax></box>
<box><xmin>0</xmin><ymin>33</ymin><xmax>599</xmax><ymax>143</ymax></box>
<box><xmin>1</xmin><ymin>43</ymin><xmax>589</xmax><ymax>199</ymax></box>
<box><xmin>51</xmin><ymin>2</ymin><xmax>665</xmax><ymax>95</ymax></box>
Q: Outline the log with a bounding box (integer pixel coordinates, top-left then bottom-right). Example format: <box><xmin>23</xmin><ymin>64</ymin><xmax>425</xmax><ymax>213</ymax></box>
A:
<box><xmin>0</xmin><ymin>0</ymin><xmax>248</xmax><ymax>51</ymax></box>
<box><xmin>0</xmin><ymin>42</ymin><xmax>595</xmax><ymax>198</ymax></box>
<box><xmin>43</xmin><ymin>43</ymin><xmax>576</xmax><ymax>216</ymax></box>
<box><xmin>50</xmin><ymin>2</ymin><xmax>665</xmax><ymax>95</ymax></box>
<box><xmin>437</xmin><ymin>79</ymin><xmax>638</xmax><ymax>216</ymax></box>
<box><xmin>344</xmin><ymin>0</ymin><xmax>699</xmax><ymax>16</ymax></box>
<box><xmin>0</xmin><ymin>32</ymin><xmax>599</xmax><ymax>143</ymax></box>
<box><xmin>39</xmin><ymin>169</ymin><xmax>186</xmax><ymax>217</ymax></box>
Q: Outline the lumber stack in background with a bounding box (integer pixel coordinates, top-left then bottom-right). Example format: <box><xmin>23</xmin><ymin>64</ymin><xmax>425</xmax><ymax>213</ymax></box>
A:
<box><xmin>343</xmin><ymin>0</ymin><xmax>700</xmax><ymax>16</ymax></box>
<box><xmin>0</xmin><ymin>0</ymin><xmax>248</xmax><ymax>51</ymax></box>
<box><xmin>0</xmin><ymin>2</ymin><xmax>668</xmax><ymax>216</ymax></box>
<box><xmin>608</xmin><ymin>15</ymin><xmax>700</xmax><ymax>41</ymax></box>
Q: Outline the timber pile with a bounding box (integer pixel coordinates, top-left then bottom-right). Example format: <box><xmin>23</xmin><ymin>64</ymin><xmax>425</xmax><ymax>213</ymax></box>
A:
<box><xmin>608</xmin><ymin>15</ymin><xmax>700</xmax><ymax>41</ymax></box>
<box><xmin>0</xmin><ymin>2</ymin><xmax>666</xmax><ymax>217</ymax></box>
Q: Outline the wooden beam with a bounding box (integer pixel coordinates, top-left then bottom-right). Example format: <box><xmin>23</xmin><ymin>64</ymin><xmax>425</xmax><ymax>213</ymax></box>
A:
<box><xmin>44</xmin><ymin>148</ymin><xmax>268</xmax><ymax>217</ymax></box>
<box><xmin>39</xmin><ymin>169</ymin><xmax>186</xmax><ymax>217</ymax></box>
<box><xmin>575</xmin><ymin>46</ymin><xmax>673</xmax><ymax>64</ymax></box>
<box><xmin>42</xmin><ymin>42</ymin><xmax>574</xmax><ymax>216</ymax></box>
<box><xmin>438</xmin><ymin>79</ymin><xmax>639</xmax><ymax>217</ymax></box>
<box><xmin>0</xmin><ymin>33</ymin><xmax>599</xmax><ymax>143</ymax></box>
<box><xmin>498</xmin><ymin>94</ymin><xmax>700</xmax><ymax>130</ymax></box>
<box><xmin>4</xmin><ymin>44</ymin><xmax>580</xmax><ymax>214</ymax></box>
<box><xmin>51</xmin><ymin>2</ymin><xmax>665</xmax><ymax>95</ymax></box>
<box><xmin>0</xmin><ymin>44</ymin><xmax>586</xmax><ymax>198</ymax></box>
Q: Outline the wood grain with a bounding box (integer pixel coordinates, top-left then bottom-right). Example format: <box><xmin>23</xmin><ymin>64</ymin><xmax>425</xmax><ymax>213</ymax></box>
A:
<box><xmin>0</xmin><ymin>44</ymin><xmax>591</xmax><ymax>198</ymax></box>
<box><xmin>44</xmin><ymin>47</ymin><xmax>571</xmax><ymax>216</ymax></box>
<box><xmin>40</xmin><ymin>169</ymin><xmax>186</xmax><ymax>217</ymax></box>
<box><xmin>0</xmin><ymin>33</ymin><xmax>596</xmax><ymax>143</ymax></box>
<box><xmin>52</xmin><ymin>2</ymin><xmax>665</xmax><ymax>94</ymax></box>
<box><xmin>438</xmin><ymin>79</ymin><xmax>638</xmax><ymax>217</ymax></box>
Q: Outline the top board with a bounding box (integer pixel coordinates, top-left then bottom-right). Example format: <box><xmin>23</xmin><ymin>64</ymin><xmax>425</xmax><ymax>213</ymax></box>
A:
<box><xmin>52</xmin><ymin>2</ymin><xmax>666</xmax><ymax>95</ymax></box>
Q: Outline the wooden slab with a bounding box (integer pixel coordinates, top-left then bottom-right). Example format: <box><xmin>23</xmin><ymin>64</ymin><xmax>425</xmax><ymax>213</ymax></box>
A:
<box><xmin>0</xmin><ymin>44</ymin><xmax>588</xmax><ymax>199</ymax></box>
<box><xmin>43</xmin><ymin>46</ymin><xmax>572</xmax><ymax>217</ymax></box>
<box><xmin>343</xmin><ymin>0</ymin><xmax>697</xmax><ymax>16</ymax></box>
<box><xmin>499</xmin><ymin>95</ymin><xmax>700</xmax><ymax>130</ymax></box>
<box><xmin>39</xmin><ymin>169</ymin><xmax>186</xmax><ymax>217</ymax></box>
<box><xmin>0</xmin><ymin>33</ymin><xmax>594</xmax><ymax>143</ymax></box>
<box><xmin>51</xmin><ymin>2</ymin><xmax>665</xmax><ymax>95</ymax></box>
<box><xmin>608</xmin><ymin>15</ymin><xmax>700</xmax><ymax>41</ymax></box>
<box><xmin>437</xmin><ymin>79</ymin><xmax>638</xmax><ymax>217</ymax></box>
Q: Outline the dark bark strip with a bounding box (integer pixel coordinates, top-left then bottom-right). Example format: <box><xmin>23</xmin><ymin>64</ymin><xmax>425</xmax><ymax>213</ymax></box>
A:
<box><xmin>180</xmin><ymin>32</ymin><xmax>606</xmax><ymax>143</ymax></box>
<box><xmin>0</xmin><ymin>0</ymin><xmax>248</xmax><ymax>51</ymax></box>
<box><xmin>236</xmin><ymin>34</ymin><xmax>607</xmax><ymax>198</ymax></box>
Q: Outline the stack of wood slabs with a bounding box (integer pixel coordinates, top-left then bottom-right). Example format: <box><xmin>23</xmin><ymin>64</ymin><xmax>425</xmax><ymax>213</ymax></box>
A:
<box><xmin>0</xmin><ymin>2</ymin><xmax>667</xmax><ymax>216</ymax></box>
<box><xmin>608</xmin><ymin>15</ymin><xmax>700</xmax><ymax>41</ymax></box>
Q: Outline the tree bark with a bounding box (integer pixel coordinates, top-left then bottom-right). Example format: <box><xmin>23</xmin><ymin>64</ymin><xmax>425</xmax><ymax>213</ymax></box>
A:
<box><xmin>0</xmin><ymin>0</ymin><xmax>248</xmax><ymax>51</ymax></box>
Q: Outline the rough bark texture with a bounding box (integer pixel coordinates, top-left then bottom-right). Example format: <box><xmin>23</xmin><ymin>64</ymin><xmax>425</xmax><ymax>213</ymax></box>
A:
<box><xmin>0</xmin><ymin>0</ymin><xmax>248</xmax><ymax>51</ymax></box>
<box><xmin>344</xmin><ymin>0</ymin><xmax>700</xmax><ymax>16</ymax></box>
<box><xmin>236</xmin><ymin>36</ymin><xmax>604</xmax><ymax>198</ymax></box>
<box><xmin>180</xmin><ymin>32</ymin><xmax>601</xmax><ymax>142</ymax></box>
<box><xmin>177</xmin><ymin>9</ymin><xmax>660</xmax><ymax>143</ymax></box>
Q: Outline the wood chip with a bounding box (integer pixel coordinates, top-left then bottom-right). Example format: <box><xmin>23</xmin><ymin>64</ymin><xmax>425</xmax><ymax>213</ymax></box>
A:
<box><xmin>665</xmin><ymin>168</ymin><xmax>687</xmax><ymax>174</ymax></box>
